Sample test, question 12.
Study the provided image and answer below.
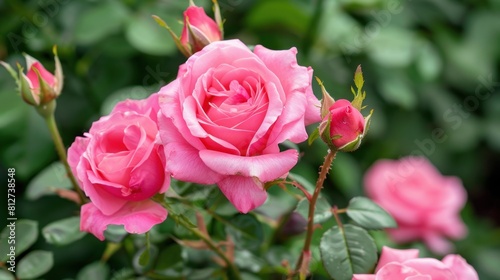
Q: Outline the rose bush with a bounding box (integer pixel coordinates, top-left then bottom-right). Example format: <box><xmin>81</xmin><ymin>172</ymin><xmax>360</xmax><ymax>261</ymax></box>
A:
<box><xmin>158</xmin><ymin>39</ymin><xmax>320</xmax><ymax>213</ymax></box>
<box><xmin>68</xmin><ymin>94</ymin><xmax>169</xmax><ymax>240</ymax></box>
<box><xmin>364</xmin><ymin>157</ymin><xmax>467</xmax><ymax>254</ymax></box>
<box><xmin>352</xmin><ymin>246</ymin><xmax>478</xmax><ymax>280</ymax></box>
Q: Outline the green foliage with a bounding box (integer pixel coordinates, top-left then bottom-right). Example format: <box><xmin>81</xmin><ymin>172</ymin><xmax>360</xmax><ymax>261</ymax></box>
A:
<box><xmin>320</xmin><ymin>225</ymin><xmax>378</xmax><ymax>280</ymax></box>
<box><xmin>0</xmin><ymin>220</ymin><xmax>38</xmax><ymax>262</ymax></box>
<box><xmin>295</xmin><ymin>196</ymin><xmax>332</xmax><ymax>223</ymax></box>
<box><xmin>346</xmin><ymin>197</ymin><xmax>396</xmax><ymax>230</ymax></box>
<box><xmin>42</xmin><ymin>216</ymin><xmax>86</xmax><ymax>245</ymax></box>
<box><xmin>76</xmin><ymin>262</ymin><xmax>110</xmax><ymax>280</ymax></box>
<box><xmin>0</xmin><ymin>0</ymin><xmax>499</xmax><ymax>279</ymax></box>
<box><xmin>25</xmin><ymin>161</ymin><xmax>71</xmax><ymax>200</ymax></box>
<box><xmin>16</xmin><ymin>250</ymin><xmax>54</xmax><ymax>279</ymax></box>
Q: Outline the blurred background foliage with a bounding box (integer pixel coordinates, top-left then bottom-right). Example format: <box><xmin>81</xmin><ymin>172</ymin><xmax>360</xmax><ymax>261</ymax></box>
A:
<box><xmin>0</xmin><ymin>0</ymin><xmax>499</xmax><ymax>279</ymax></box>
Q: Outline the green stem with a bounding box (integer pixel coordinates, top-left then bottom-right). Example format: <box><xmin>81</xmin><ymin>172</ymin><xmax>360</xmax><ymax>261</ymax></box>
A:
<box><xmin>175</xmin><ymin>215</ymin><xmax>242</xmax><ymax>280</ymax></box>
<box><xmin>292</xmin><ymin>150</ymin><xmax>336</xmax><ymax>279</ymax></box>
<box><xmin>44</xmin><ymin>111</ymin><xmax>87</xmax><ymax>204</ymax></box>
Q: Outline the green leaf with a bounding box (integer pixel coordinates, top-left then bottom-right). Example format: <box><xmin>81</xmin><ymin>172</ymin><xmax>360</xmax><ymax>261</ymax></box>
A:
<box><xmin>320</xmin><ymin>225</ymin><xmax>378</xmax><ymax>280</ymax></box>
<box><xmin>0</xmin><ymin>220</ymin><xmax>38</xmax><ymax>262</ymax></box>
<box><xmin>133</xmin><ymin>245</ymin><xmax>158</xmax><ymax>274</ymax></box>
<box><xmin>16</xmin><ymin>250</ymin><xmax>53</xmax><ymax>279</ymax></box>
<box><xmin>346</xmin><ymin>197</ymin><xmax>397</xmax><ymax>230</ymax></box>
<box><xmin>103</xmin><ymin>225</ymin><xmax>128</xmax><ymax>243</ymax></box>
<box><xmin>155</xmin><ymin>244</ymin><xmax>183</xmax><ymax>270</ymax></box>
<box><xmin>25</xmin><ymin>161</ymin><xmax>72</xmax><ymax>200</ymax></box>
<box><xmin>77</xmin><ymin>262</ymin><xmax>110</xmax><ymax>280</ymax></box>
<box><xmin>353</xmin><ymin>65</ymin><xmax>364</xmax><ymax>91</ymax></box>
<box><xmin>42</xmin><ymin>216</ymin><xmax>86</xmax><ymax>246</ymax></box>
<box><xmin>0</xmin><ymin>269</ymin><xmax>14</xmax><ymax>280</ymax></box>
<box><xmin>74</xmin><ymin>0</ymin><xmax>130</xmax><ymax>45</ymax></box>
<box><xmin>226</xmin><ymin>215</ymin><xmax>264</xmax><ymax>252</ymax></box>
<box><xmin>139</xmin><ymin>233</ymin><xmax>151</xmax><ymax>266</ymax></box>
<box><xmin>308</xmin><ymin>128</ymin><xmax>320</xmax><ymax>145</ymax></box>
<box><xmin>295</xmin><ymin>197</ymin><xmax>332</xmax><ymax>224</ymax></box>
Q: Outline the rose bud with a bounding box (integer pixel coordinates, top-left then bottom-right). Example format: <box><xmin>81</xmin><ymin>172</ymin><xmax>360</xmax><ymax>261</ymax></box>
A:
<box><xmin>315</xmin><ymin>66</ymin><xmax>372</xmax><ymax>152</ymax></box>
<box><xmin>1</xmin><ymin>46</ymin><xmax>63</xmax><ymax>107</ymax></box>
<box><xmin>180</xmin><ymin>3</ymin><xmax>222</xmax><ymax>54</ymax></box>
<box><xmin>320</xmin><ymin>99</ymin><xmax>366</xmax><ymax>151</ymax></box>
<box><xmin>152</xmin><ymin>1</ymin><xmax>223</xmax><ymax>57</ymax></box>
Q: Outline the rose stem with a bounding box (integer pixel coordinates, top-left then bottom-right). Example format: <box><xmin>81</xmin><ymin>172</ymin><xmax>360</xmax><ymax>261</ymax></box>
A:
<box><xmin>291</xmin><ymin>149</ymin><xmax>336</xmax><ymax>279</ymax></box>
<box><xmin>159</xmin><ymin>200</ymin><xmax>242</xmax><ymax>280</ymax></box>
<box><xmin>44</xmin><ymin>110</ymin><xmax>87</xmax><ymax>204</ymax></box>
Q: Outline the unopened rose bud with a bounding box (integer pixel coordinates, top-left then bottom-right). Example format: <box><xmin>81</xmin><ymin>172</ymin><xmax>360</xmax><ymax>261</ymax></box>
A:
<box><xmin>152</xmin><ymin>1</ymin><xmax>223</xmax><ymax>57</ymax></box>
<box><xmin>1</xmin><ymin>46</ymin><xmax>63</xmax><ymax>107</ymax></box>
<box><xmin>180</xmin><ymin>5</ymin><xmax>222</xmax><ymax>53</ymax></box>
<box><xmin>320</xmin><ymin>99</ymin><xmax>366</xmax><ymax>151</ymax></box>
<box><xmin>314</xmin><ymin>65</ymin><xmax>372</xmax><ymax>152</ymax></box>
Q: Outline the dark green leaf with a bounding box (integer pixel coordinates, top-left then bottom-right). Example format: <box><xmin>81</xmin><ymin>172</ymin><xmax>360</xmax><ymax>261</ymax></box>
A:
<box><xmin>133</xmin><ymin>245</ymin><xmax>158</xmax><ymax>274</ymax></box>
<box><xmin>320</xmin><ymin>224</ymin><xmax>377</xmax><ymax>280</ymax></box>
<box><xmin>155</xmin><ymin>244</ymin><xmax>183</xmax><ymax>270</ymax></box>
<box><xmin>77</xmin><ymin>262</ymin><xmax>110</xmax><ymax>280</ymax></box>
<box><xmin>0</xmin><ymin>220</ymin><xmax>38</xmax><ymax>262</ymax></box>
<box><xmin>295</xmin><ymin>197</ymin><xmax>332</xmax><ymax>224</ymax></box>
<box><xmin>346</xmin><ymin>197</ymin><xmax>397</xmax><ymax>229</ymax></box>
<box><xmin>226</xmin><ymin>215</ymin><xmax>263</xmax><ymax>252</ymax></box>
<box><xmin>16</xmin><ymin>250</ymin><xmax>53</xmax><ymax>279</ymax></box>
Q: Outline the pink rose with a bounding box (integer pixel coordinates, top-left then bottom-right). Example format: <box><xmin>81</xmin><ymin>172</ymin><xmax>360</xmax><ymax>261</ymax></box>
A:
<box><xmin>158</xmin><ymin>39</ymin><xmax>321</xmax><ymax>213</ymax></box>
<box><xmin>364</xmin><ymin>157</ymin><xmax>467</xmax><ymax>254</ymax></box>
<box><xmin>352</xmin><ymin>246</ymin><xmax>478</xmax><ymax>280</ymax></box>
<box><xmin>68</xmin><ymin>94</ymin><xmax>169</xmax><ymax>240</ymax></box>
<box><xmin>180</xmin><ymin>5</ymin><xmax>222</xmax><ymax>53</ymax></box>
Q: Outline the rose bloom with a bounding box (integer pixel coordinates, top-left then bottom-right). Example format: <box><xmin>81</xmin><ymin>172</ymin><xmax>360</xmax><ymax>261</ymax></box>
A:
<box><xmin>158</xmin><ymin>39</ymin><xmax>320</xmax><ymax>213</ymax></box>
<box><xmin>68</xmin><ymin>94</ymin><xmax>169</xmax><ymax>240</ymax></box>
<box><xmin>353</xmin><ymin>246</ymin><xmax>478</xmax><ymax>280</ymax></box>
<box><xmin>364</xmin><ymin>157</ymin><xmax>467</xmax><ymax>254</ymax></box>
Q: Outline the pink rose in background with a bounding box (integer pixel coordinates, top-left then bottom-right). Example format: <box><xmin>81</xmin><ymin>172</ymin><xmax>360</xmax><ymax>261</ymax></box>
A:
<box><xmin>352</xmin><ymin>246</ymin><xmax>478</xmax><ymax>280</ymax></box>
<box><xmin>180</xmin><ymin>4</ymin><xmax>222</xmax><ymax>53</ymax></box>
<box><xmin>364</xmin><ymin>157</ymin><xmax>467</xmax><ymax>254</ymax></box>
<box><xmin>68</xmin><ymin>94</ymin><xmax>169</xmax><ymax>240</ymax></box>
<box><xmin>158</xmin><ymin>39</ymin><xmax>321</xmax><ymax>213</ymax></box>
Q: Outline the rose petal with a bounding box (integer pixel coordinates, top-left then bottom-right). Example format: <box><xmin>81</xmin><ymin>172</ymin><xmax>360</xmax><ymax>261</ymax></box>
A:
<box><xmin>217</xmin><ymin>175</ymin><xmax>267</xmax><ymax>213</ymax></box>
<box><xmin>351</xmin><ymin>275</ymin><xmax>376</xmax><ymax>280</ymax></box>
<box><xmin>442</xmin><ymin>255</ymin><xmax>479</xmax><ymax>280</ymax></box>
<box><xmin>403</xmin><ymin>259</ymin><xmax>456</xmax><ymax>279</ymax></box>
<box><xmin>375</xmin><ymin>263</ymin><xmax>422</xmax><ymax>279</ymax></box>
<box><xmin>199</xmin><ymin>149</ymin><xmax>298</xmax><ymax>182</ymax></box>
<box><xmin>376</xmin><ymin>246</ymin><xmax>420</xmax><ymax>272</ymax></box>
<box><xmin>67</xmin><ymin>137</ymin><xmax>89</xmax><ymax>188</ymax></box>
<box><xmin>81</xmin><ymin>200</ymin><xmax>167</xmax><ymax>241</ymax></box>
